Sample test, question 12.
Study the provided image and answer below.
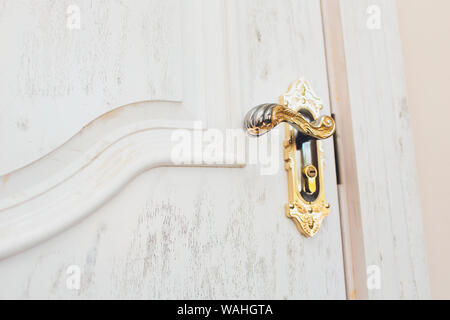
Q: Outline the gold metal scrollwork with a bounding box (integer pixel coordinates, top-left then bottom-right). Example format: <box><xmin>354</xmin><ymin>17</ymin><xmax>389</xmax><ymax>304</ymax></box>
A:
<box><xmin>244</xmin><ymin>79</ymin><xmax>336</xmax><ymax>237</ymax></box>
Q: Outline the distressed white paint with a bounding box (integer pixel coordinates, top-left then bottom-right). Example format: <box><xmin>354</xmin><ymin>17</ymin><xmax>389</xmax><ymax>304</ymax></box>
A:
<box><xmin>0</xmin><ymin>0</ymin><xmax>346</xmax><ymax>299</ymax></box>
<box><xmin>340</xmin><ymin>0</ymin><xmax>430</xmax><ymax>299</ymax></box>
<box><xmin>0</xmin><ymin>101</ymin><xmax>246</xmax><ymax>259</ymax></box>
<box><xmin>0</xmin><ymin>0</ymin><xmax>182</xmax><ymax>174</ymax></box>
<box><xmin>0</xmin><ymin>166</ymin><xmax>341</xmax><ymax>299</ymax></box>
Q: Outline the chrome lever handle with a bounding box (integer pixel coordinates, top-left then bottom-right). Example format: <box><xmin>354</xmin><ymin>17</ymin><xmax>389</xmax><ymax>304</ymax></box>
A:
<box><xmin>244</xmin><ymin>103</ymin><xmax>335</xmax><ymax>139</ymax></box>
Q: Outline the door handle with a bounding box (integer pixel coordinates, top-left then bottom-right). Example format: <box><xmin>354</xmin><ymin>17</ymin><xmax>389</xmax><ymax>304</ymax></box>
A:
<box><xmin>244</xmin><ymin>104</ymin><xmax>335</xmax><ymax>139</ymax></box>
<box><xmin>243</xmin><ymin>79</ymin><xmax>336</xmax><ymax>237</ymax></box>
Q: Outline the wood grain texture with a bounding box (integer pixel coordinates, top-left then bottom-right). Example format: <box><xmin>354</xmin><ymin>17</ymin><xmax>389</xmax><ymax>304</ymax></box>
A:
<box><xmin>0</xmin><ymin>166</ymin><xmax>340</xmax><ymax>299</ymax></box>
<box><xmin>320</xmin><ymin>0</ymin><xmax>368</xmax><ymax>300</ymax></box>
<box><xmin>0</xmin><ymin>0</ymin><xmax>182</xmax><ymax>174</ymax></box>
<box><xmin>0</xmin><ymin>101</ymin><xmax>245</xmax><ymax>260</ymax></box>
<box><xmin>339</xmin><ymin>0</ymin><xmax>430</xmax><ymax>299</ymax></box>
<box><xmin>0</xmin><ymin>0</ymin><xmax>346</xmax><ymax>299</ymax></box>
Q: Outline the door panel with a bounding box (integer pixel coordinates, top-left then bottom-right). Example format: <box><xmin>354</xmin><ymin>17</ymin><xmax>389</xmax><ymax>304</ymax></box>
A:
<box><xmin>0</xmin><ymin>0</ymin><xmax>183</xmax><ymax>174</ymax></box>
<box><xmin>0</xmin><ymin>0</ymin><xmax>346</xmax><ymax>298</ymax></box>
<box><xmin>0</xmin><ymin>167</ymin><xmax>345</xmax><ymax>299</ymax></box>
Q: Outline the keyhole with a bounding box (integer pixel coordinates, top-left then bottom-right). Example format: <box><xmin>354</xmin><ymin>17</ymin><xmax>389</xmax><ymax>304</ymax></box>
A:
<box><xmin>306</xmin><ymin>166</ymin><xmax>317</xmax><ymax>178</ymax></box>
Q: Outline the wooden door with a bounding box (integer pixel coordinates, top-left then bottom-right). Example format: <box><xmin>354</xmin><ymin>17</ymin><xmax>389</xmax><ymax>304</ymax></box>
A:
<box><xmin>0</xmin><ymin>0</ymin><xmax>429</xmax><ymax>299</ymax></box>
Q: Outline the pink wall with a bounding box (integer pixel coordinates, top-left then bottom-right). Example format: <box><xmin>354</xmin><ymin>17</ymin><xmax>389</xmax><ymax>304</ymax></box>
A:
<box><xmin>397</xmin><ymin>0</ymin><xmax>450</xmax><ymax>299</ymax></box>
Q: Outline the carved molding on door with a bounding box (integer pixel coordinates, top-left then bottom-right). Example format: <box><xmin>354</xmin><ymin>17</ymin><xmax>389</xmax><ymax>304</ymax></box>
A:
<box><xmin>0</xmin><ymin>101</ymin><xmax>244</xmax><ymax>259</ymax></box>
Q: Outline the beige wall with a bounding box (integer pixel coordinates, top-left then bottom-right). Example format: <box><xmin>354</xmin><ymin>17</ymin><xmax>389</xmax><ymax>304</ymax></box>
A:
<box><xmin>397</xmin><ymin>0</ymin><xmax>450</xmax><ymax>299</ymax></box>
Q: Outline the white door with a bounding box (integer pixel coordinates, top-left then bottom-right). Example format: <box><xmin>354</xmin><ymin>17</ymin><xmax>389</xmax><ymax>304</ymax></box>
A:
<box><xmin>0</xmin><ymin>0</ymin><xmax>429</xmax><ymax>299</ymax></box>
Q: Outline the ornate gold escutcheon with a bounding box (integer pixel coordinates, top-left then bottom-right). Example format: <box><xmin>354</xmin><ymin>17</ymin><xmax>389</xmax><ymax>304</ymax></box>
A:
<box><xmin>243</xmin><ymin>79</ymin><xmax>336</xmax><ymax>237</ymax></box>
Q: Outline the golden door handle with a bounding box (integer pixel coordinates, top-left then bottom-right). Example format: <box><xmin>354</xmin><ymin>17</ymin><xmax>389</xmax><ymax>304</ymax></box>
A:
<box><xmin>244</xmin><ymin>103</ymin><xmax>335</xmax><ymax>140</ymax></box>
<box><xmin>243</xmin><ymin>79</ymin><xmax>336</xmax><ymax>237</ymax></box>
